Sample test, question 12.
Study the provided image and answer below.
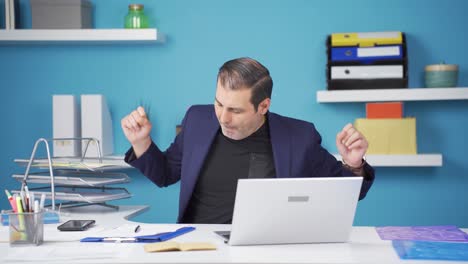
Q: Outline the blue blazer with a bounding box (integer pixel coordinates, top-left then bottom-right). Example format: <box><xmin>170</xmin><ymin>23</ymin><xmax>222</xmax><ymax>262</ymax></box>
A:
<box><xmin>126</xmin><ymin>105</ymin><xmax>375</xmax><ymax>222</ymax></box>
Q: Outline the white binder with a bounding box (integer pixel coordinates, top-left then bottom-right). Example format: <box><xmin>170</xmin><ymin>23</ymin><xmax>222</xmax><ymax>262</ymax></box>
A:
<box><xmin>53</xmin><ymin>95</ymin><xmax>81</xmax><ymax>157</ymax></box>
<box><xmin>331</xmin><ymin>65</ymin><xmax>404</xmax><ymax>79</ymax></box>
<box><xmin>5</xmin><ymin>0</ymin><xmax>10</xmax><ymax>30</ymax></box>
<box><xmin>81</xmin><ymin>94</ymin><xmax>114</xmax><ymax>157</ymax></box>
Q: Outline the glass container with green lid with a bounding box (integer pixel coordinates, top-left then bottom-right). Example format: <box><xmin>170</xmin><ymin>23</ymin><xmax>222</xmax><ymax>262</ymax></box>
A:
<box><xmin>124</xmin><ymin>4</ymin><xmax>149</xmax><ymax>29</ymax></box>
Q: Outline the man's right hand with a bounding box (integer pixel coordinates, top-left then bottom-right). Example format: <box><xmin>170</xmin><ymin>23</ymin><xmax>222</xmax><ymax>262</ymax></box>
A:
<box><xmin>121</xmin><ymin>106</ymin><xmax>152</xmax><ymax>158</ymax></box>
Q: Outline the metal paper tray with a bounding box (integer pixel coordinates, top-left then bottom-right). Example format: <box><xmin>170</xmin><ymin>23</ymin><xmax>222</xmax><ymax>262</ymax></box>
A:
<box><xmin>12</xmin><ymin>170</ymin><xmax>130</xmax><ymax>187</ymax></box>
<box><xmin>14</xmin><ymin>156</ymin><xmax>132</xmax><ymax>171</ymax></box>
<box><xmin>12</xmin><ymin>186</ymin><xmax>131</xmax><ymax>203</ymax></box>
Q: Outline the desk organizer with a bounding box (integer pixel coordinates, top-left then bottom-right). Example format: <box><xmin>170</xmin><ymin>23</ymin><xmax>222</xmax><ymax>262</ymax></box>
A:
<box><xmin>326</xmin><ymin>31</ymin><xmax>408</xmax><ymax>90</ymax></box>
<box><xmin>1</xmin><ymin>210</ymin><xmax>59</xmax><ymax>226</ymax></box>
<box><xmin>9</xmin><ymin>138</ymin><xmax>132</xmax><ymax>211</ymax></box>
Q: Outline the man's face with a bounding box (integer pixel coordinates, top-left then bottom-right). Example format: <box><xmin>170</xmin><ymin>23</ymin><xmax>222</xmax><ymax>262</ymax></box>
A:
<box><xmin>214</xmin><ymin>81</ymin><xmax>270</xmax><ymax>140</ymax></box>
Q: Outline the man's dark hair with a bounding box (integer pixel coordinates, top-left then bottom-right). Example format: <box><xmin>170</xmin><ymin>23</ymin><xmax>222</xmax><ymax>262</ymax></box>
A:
<box><xmin>217</xmin><ymin>57</ymin><xmax>273</xmax><ymax>112</ymax></box>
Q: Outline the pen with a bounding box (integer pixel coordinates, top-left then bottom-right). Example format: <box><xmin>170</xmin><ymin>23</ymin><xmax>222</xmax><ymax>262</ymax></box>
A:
<box><xmin>134</xmin><ymin>225</ymin><xmax>141</xmax><ymax>233</ymax></box>
<box><xmin>24</xmin><ymin>186</ymin><xmax>31</xmax><ymax>212</ymax></box>
<box><xmin>5</xmin><ymin>190</ymin><xmax>17</xmax><ymax>213</ymax></box>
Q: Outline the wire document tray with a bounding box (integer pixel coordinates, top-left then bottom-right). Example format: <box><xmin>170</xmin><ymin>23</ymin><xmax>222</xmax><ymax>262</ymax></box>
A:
<box><xmin>14</xmin><ymin>157</ymin><xmax>132</xmax><ymax>171</ymax></box>
<box><xmin>12</xmin><ymin>170</ymin><xmax>130</xmax><ymax>187</ymax></box>
<box><xmin>12</xmin><ymin>186</ymin><xmax>131</xmax><ymax>204</ymax></box>
<box><xmin>11</xmin><ymin>138</ymin><xmax>133</xmax><ymax>210</ymax></box>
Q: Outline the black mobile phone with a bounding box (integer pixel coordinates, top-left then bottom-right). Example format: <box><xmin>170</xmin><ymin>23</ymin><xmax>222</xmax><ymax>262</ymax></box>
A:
<box><xmin>57</xmin><ymin>220</ymin><xmax>95</xmax><ymax>231</ymax></box>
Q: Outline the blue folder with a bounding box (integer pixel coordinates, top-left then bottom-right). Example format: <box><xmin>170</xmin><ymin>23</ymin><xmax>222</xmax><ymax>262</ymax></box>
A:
<box><xmin>80</xmin><ymin>226</ymin><xmax>195</xmax><ymax>243</ymax></box>
<box><xmin>392</xmin><ymin>240</ymin><xmax>468</xmax><ymax>261</ymax></box>
<box><xmin>331</xmin><ymin>45</ymin><xmax>402</xmax><ymax>64</ymax></box>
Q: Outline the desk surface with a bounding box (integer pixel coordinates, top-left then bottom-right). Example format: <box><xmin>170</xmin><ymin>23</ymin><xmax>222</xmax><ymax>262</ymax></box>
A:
<box><xmin>1</xmin><ymin>205</ymin><xmax>466</xmax><ymax>264</ymax></box>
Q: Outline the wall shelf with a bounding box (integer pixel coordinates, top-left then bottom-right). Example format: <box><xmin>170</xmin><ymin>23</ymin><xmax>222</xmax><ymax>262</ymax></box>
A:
<box><xmin>334</xmin><ymin>154</ymin><xmax>443</xmax><ymax>167</ymax></box>
<box><xmin>0</xmin><ymin>29</ymin><xmax>164</xmax><ymax>44</ymax></box>
<box><xmin>317</xmin><ymin>88</ymin><xmax>468</xmax><ymax>103</ymax></box>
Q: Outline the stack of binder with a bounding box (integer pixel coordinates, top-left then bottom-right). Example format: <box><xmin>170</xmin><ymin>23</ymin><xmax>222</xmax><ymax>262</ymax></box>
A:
<box><xmin>326</xmin><ymin>31</ymin><xmax>408</xmax><ymax>90</ymax></box>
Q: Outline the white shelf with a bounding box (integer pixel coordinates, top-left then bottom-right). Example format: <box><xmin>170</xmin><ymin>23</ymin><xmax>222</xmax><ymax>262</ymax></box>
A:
<box><xmin>317</xmin><ymin>88</ymin><xmax>468</xmax><ymax>103</ymax></box>
<box><xmin>0</xmin><ymin>29</ymin><xmax>164</xmax><ymax>44</ymax></box>
<box><xmin>334</xmin><ymin>154</ymin><xmax>443</xmax><ymax>167</ymax></box>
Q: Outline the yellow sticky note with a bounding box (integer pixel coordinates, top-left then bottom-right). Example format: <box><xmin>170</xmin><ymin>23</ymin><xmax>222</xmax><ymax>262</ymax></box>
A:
<box><xmin>354</xmin><ymin>118</ymin><xmax>417</xmax><ymax>154</ymax></box>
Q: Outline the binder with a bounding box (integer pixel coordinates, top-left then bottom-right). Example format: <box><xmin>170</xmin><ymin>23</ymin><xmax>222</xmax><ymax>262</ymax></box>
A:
<box><xmin>331</xmin><ymin>65</ymin><xmax>404</xmax><ymax>79</ymax></box>
<box><xmin>5</xmin><ymin>0</ymin><xmax>10</xmax><ymax>29</ymax></box>
<box><xmin>10</xmin><ymin>0</ymin><xmax>18</xmax><ymax>29</ymax></box>
<box><xmin>331</xmin><ymin>45</ymin><xmax>402</xmax><ymax>64</ymax></box>
<box><xmin>327</xmin><ymin>78</ymin><xmax>408</xmax><ymax>90</ymax></box>
<box><xmin>331</xmin><ymin>31</ymin><xmax>403</xmax><ymax>47</ymax></box>
<box><xmin>81</xmin><ymin>94</ymin><xmax>114</xmax><ymax>157</ymax></box>
<box><xmin>53</xmin><ymin>95</ymin><xmax>81</xmax><ymax>157</ymax></box>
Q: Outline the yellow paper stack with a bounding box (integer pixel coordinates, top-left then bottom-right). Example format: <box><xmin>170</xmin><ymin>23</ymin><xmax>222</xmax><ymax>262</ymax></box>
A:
<box><xmin>354</xmin><ymin>102</ymin><xmax>417</xmax><ymax>154</ymax></box>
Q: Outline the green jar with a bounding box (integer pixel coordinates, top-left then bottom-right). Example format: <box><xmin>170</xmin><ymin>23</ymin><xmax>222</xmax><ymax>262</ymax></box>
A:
<box><xmin>424</xmin><ymin>64</ymin><xmax>458</xmax><ymax>88</ymax></box>
<box><xmin>124</xmin><ymin>4</ymin><xmax>149</xmax><ymax>29</ymax></box>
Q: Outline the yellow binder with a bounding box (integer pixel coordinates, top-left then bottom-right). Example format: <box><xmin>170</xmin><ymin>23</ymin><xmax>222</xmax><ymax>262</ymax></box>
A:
<box><xmin>354</xmin><ymin>118</ymin><xmax>417</xmax><ymax>154</ymax></box>
<box><xmin>331</xmin><ymin>31</ymin><xmax>403</xmax><ymax>47</ymax></box>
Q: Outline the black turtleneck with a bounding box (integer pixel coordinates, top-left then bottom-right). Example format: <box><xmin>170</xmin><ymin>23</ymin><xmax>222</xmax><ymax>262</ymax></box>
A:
<box><xmin>181</xmin><ymin>118</ymin><xmax>276</xmax><ymax>224</ymax></box>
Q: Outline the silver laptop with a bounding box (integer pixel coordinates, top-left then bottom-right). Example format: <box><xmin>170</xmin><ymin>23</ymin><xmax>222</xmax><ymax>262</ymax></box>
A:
<box><xmin>216</xmin><ymin>177</ymin><xmax>363</xmax><ymax>246</ymax></box>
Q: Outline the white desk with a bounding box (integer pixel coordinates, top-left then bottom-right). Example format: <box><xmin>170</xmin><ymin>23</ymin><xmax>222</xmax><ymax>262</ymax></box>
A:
<box><xmin>0</xmin><ymin>205</ymin><xmax>466</xmax><ymax>264</ymax></box>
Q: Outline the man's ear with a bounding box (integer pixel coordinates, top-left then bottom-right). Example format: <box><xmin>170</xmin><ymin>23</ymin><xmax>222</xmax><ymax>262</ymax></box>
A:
<box><xmin>258</xmin><ymin>98</ymin><xmax>271</xmax><ymax>115</ymax></box>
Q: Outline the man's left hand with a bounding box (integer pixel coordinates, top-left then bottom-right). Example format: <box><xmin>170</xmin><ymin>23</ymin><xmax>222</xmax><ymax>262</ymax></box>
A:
<box><xmin>336</xmin><ymin>123</ymin><xmax>368</xmax><ymax>168</ymax></box>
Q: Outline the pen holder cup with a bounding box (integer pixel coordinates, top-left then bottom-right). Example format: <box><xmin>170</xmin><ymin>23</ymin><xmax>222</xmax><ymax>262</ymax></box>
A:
<box><xmin>2</xmin><ymin>209</ymin><xmax>60</xmax><ymax>226</ymax></box>
<box><xmin>9</xmin><ymin>212</ymin><xmax>44</xmax><ymax>246</ymax></box>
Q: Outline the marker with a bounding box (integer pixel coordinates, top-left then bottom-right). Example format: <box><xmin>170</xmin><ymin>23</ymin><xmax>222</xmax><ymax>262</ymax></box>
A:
<box><xmin>16</xmin><ymin>196</ymin><xmax>24</xmax><ymax>213</ymax></box>
<box><xmin>34</xmin><ymin>200</ymin><xmax>39</xmax><ymax>213</ymax></box>
<box><xmin>15</xmin><ymin>196</ymin><xmax>26</xmax><ymax>240</ymax></box>
<box><xmin>20</xmin><ymin>190</ymin><xmax>27</xmax><ymax>213</ymax></box>
<box><xmin>30</xmin><ymin>193</ymin><xmax>35</xmax><ymax>212</ymax></box>
<box><xmin>5</xmin><ymin>190</ymin><xmax>17</xmax><ymax>212</ymax></box>
<box><xmin>39</xmin><ymin>193</ymin><xmax>46</xmax><ymax>211</ymax></box>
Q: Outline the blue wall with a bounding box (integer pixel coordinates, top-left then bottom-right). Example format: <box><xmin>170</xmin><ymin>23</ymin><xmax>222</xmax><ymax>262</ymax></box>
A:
<box><xmin>1</xmin><ymin>0</ymin><xmax>467</xmax><ymax>226</ymax></box>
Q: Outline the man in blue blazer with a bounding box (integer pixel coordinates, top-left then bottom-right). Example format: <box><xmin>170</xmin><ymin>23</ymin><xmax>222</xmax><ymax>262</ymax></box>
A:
<box><xmin>122</xmin><ymin>57</ymin><xmax>375</xmax><ymax>224</ymax></box>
